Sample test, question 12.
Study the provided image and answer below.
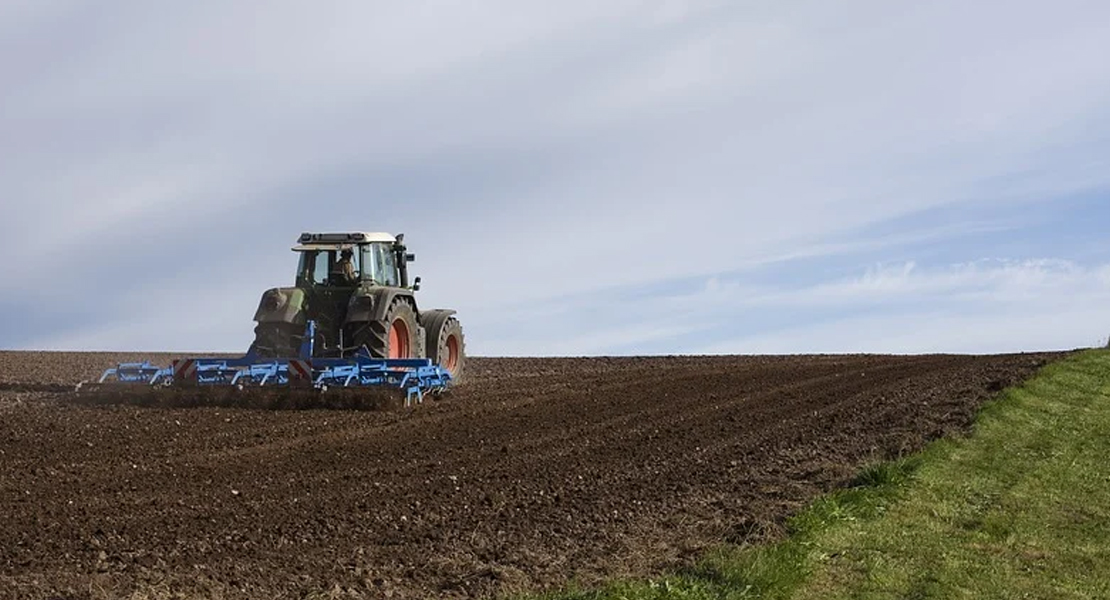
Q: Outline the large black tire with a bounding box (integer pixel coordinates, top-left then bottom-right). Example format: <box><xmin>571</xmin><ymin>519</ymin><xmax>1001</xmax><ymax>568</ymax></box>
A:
<box><xmin>424</xmin><ymin>314</ymin><xmax>465</xmax><ymax>382</ymax></box>
<box><xmin>249</xmin><ymin>322</ymin><xmax>303</xmax><ymax>357</ymax></box>
<box><xmin>350</xmin><ymin>299</ymin><xmax>420</xmax><ymax>359</ymax></box>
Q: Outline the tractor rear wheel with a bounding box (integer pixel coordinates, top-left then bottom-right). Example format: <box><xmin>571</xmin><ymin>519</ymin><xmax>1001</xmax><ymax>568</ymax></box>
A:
<box><xmin>425</xmin><ymin>315</ymin><xmax>466</xmax><ymax>381</ymax></box>
<box><xmin>356</xmin><ymin>300</ymin><xmax>419</xmax><ymax>359</ymax></box>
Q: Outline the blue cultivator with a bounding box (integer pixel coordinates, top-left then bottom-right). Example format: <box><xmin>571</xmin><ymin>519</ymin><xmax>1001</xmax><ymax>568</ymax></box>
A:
<box><xmin>81</xmin><ymin>321</ymin><xmax>454</xmax><ymax>407</ymax></box>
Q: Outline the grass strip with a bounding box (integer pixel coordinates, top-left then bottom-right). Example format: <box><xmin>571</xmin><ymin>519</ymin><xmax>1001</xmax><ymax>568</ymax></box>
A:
<box><xmin>526</xmin><ymin>350</ymin><xmax>1110</xmax><ymax>600</ymax></box>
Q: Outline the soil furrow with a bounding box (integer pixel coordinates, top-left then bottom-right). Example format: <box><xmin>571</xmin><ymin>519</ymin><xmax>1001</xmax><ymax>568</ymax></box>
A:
<box><xmin>0</xmin><ymin>351</ymin><xmax>1059</xmax><ymax>599</ymax></box>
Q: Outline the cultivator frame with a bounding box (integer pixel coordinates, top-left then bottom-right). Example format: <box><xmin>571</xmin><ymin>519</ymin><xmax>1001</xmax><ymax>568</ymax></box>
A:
<box><xmin>78</xmin><ymin>321</ymin><xmax>454</xmax><ymax>407</ymax></box>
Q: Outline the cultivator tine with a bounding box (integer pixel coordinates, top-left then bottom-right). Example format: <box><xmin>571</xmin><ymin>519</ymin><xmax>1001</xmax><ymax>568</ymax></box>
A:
<box><xmin>96</xmin><ymin>362</ymin><xmax>172</xmax><ymax>385</ymax></box>
<box><xmin>231</xmin><ymin>362</ymin><xmax>288</xmax><ymax>387</ymax></box>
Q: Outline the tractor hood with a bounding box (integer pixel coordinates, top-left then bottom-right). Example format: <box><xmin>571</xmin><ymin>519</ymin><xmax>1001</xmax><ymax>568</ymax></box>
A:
<box><xmin>253</xmin><ymin>287</ymin><xmax>307</xmax><ymax>324</ymax></box>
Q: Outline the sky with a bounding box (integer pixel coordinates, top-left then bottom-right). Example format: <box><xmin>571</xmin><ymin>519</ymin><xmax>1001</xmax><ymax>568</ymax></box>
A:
<box><xmin>2</xmin><ymin>0</ymin><xmax>1109</xmax><ymax>356</ymax></box>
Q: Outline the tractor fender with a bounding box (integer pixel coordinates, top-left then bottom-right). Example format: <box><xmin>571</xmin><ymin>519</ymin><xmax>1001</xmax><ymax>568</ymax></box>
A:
<box><xmin>418</xmin><ymin>309</ymin><xmax>457</xmax><ymax>333</ymax></box>
<box><xmin>344</xmin><ymin>287</ymin><xmax>417</xmax><ymax>325</ymax></box>
<box><xmin>419</xmin><ymin>309</ymin><xmax>459</xmax><ymax>359</ymax></box>
<box><xmin>254</xmin><ymin>287</ymin><xmax>306</xmax><ymax>324</ymax></box>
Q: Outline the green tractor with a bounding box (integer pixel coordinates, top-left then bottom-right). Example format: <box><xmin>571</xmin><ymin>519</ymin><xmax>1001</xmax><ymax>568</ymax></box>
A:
<box><xmin>250</xmin><ymin>232</ymin><xmax>465</xmax><ymax>381</ymax></box>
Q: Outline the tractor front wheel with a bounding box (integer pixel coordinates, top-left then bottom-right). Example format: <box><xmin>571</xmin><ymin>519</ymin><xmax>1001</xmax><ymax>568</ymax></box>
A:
<box><xmin>425</xmin><ymin>314</ymin><xmax>466</xmax><ymax>382</ymax></box>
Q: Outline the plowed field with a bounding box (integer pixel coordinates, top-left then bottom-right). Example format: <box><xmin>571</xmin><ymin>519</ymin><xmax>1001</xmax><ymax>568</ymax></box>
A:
<box><xmin>0</xmin><ymin>351</ymin><xmax>1057</xmax><ymax>599</ymax></box>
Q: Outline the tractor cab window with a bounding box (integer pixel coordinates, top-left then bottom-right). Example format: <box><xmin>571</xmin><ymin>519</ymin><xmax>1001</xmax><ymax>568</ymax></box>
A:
<box><xmin>379</xmin><ymin>245</ymin><xmax>398</xmax><ymax>286</ymax></box>
<box><xmin>297</xmin><ymin>251</ymin><xmax>327</xmax><ymax>286</ymax></box>
<box><xmin>360</xmin><ymin>243</ymin><xmax>399</xmax><ymax>286</ymax></box>
<box><xmin>296</xmin><ymin>249</ymin><xmax>360</xmax><ymax>286</ymax></box>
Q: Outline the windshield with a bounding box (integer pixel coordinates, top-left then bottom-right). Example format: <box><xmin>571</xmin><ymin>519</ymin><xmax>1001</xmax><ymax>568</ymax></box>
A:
<box><xmin>360</xmin><ymin>243</ymin><xmax>399</xmax><ymax>286</ymax></box>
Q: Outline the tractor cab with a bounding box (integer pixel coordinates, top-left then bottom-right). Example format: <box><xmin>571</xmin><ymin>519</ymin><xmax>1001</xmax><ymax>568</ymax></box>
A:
<box><xmin>292</xmin><ymin>232</ymin><xmax>415</xmax><ymax>290</ymax></box>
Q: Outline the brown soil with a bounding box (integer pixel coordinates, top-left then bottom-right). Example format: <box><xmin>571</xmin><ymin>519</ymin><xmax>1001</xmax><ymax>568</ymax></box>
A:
<box><xmin>0</xmin><ymin>351</ymin><xmax>1059</xmax><ymax>599</ymax></box>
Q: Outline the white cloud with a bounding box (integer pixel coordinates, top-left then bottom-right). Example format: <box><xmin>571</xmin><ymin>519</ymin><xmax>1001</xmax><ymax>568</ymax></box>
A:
<box><xmin>791</xmin><ymin>259</ymin><xmax>1099</xmax><ymax>306</ymax></box>
<box><xmin>695</xmin><ymin>259</ymin><xmax>1110</xmax><ymax>354</ymax></box>
<box><xmin>704</xmin><ymin>307</ymin><xmax>1110</xmax><ymax>356</ymax></box>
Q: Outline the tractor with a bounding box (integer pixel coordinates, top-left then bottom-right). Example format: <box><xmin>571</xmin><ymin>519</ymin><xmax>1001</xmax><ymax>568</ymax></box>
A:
<box><xmin>249</xmin><ymin>232</ymin><xmax>465</xmax><ymax>380</ymax></box>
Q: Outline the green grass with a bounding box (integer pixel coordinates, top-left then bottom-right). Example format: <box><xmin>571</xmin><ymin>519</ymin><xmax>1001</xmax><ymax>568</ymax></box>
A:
<box><xmin>525</xmin><ymin>350</ymin><xmax>1110</xmax><ymax>600</ymax></box>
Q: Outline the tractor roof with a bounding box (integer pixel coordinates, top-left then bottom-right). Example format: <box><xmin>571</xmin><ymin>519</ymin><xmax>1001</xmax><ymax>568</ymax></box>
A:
<box><xmin>292</xmin><ymin>231</ymin><xmax>397</xmax><ymax>251</ymax></box>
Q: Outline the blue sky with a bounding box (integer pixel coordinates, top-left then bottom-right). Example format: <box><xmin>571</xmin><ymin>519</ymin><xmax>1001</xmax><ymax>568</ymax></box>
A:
<box><xmin>2</xmin><ymin>0</ymin><xmax>1109</xmax><ymax>355</ymax></box>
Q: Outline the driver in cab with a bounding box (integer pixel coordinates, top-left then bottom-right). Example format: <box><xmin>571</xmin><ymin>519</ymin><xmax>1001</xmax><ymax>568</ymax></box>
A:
<box><xmin>331</xmin><ymin>248</ymin><xmax>358</xmax><ymax>285</ymax></box>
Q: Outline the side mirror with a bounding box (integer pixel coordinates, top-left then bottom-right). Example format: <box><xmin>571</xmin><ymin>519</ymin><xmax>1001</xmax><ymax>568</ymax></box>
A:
<box><xmin>406</xmin><ymin>253</ymin><xmax>416</xmax><ymax>262</ymax></box>
<box><xmin>413</xmin><ymin>277</ymin><xmax>422</xmax><ymax>292</ymax></box>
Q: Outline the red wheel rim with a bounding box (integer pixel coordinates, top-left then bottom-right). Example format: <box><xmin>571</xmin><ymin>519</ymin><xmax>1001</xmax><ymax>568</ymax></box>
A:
<box><xmin>445</xmin><ymin>334</ymin><xmax>460</xmax><ymax>373</ymax></box>
<box><xmin>389</xmin><ymin>318</ymin><xmax>410</xmax><ymax>358</ymax></box>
